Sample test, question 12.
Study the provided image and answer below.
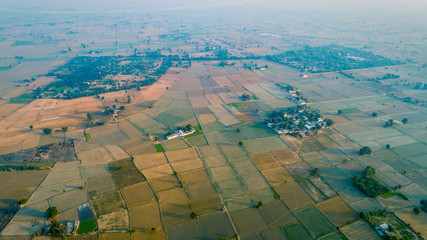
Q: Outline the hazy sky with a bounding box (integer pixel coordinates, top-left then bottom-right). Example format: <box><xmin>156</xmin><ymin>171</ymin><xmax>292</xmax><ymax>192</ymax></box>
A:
<box><xmin>1</xmin><ymin>0</ymin><xmax>426</xmax><ymax>14</ymax></box>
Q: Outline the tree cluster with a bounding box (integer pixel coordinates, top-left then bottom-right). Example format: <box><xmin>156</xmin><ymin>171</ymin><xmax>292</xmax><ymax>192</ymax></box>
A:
<box><xmin>352</xmin><ymin>166</ymin><xmax>390</xmax><ymax>198</ymax></box>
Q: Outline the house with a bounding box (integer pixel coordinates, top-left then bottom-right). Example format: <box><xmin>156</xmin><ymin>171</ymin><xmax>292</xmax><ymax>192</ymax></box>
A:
<box><xmin>375</xmin><ymin>223</ymin><xmax>389</xmax><ymax>236</ymax></box>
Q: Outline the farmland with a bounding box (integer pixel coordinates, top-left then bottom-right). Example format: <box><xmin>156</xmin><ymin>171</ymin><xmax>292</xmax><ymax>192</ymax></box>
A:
<box><xmin>0</xmin><ymin>1</ymin><xmax>427</xmax><ymax>239</ymax></box>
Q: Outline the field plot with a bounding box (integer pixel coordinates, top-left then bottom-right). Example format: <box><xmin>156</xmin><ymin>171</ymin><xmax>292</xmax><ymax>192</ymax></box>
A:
<box><xmin>129</xmin><ymin>202</ymin><xmax>162</xmax><ymax>231</ymax></box>
<box><xmin>118</xmin><ymin>120</ymin><xmax>144</xmax><ymax>140</ymax></box>
<box><xmin>88</xmin><ymin>124</ymin><xmax>129</xmax><ymax>146</ymax></box>
<box><xmin>133</xmin><ymin>152</ymin><xmax>167</xmax><ymax>170</ymax></box>
<box><xmin>397</xmin><ymin>183</ymin><xmax>427</xmax><ymax>207</ymax></box>
<box><xmin>244</xmin><ymin>137</ymin><xmax>288</xmax><ymax>155</ymax></box>
<box><xmin>48</xmin><ymin>189</ymin><xmax>87</xmax><ymax>213</ymax></box>
<box><xmin>259</xmin><ymin>200</ymin><xmax>298</xmax><ymax>228</ymax></box>
<box><xmin>0</xmin><ymin>171</ymin><xmax>49</xmax><ymax>209</ymax></box>
<box><xmin>186</xmin><ymin>134</ymin><xmax>208</xmax><ymax>147</ymax></box>
<box><xmin>320</xmin><ymin>167</ymin><xmax>352</xmax><ymax>192</ymax></box>
<box><xmin>103</xmin><ymin>145</ymin><xmax>131</xmax><ymax>161</ymax></box>
<box><xmin>198</xmin><ymin>212</ymin><xmax>236</xmax><ymax>240</ymax></box>
<box><xmin>77</xmin><ymin>147</ymin><xmax>114</xmax><ymax>166</ymax></box>
<box><xmin>250</xmin><ymin>152</ymin><xmax>280</xmax><ymax>170</ymax></box>
<box><xmin>120</xmin><ymin>182</ymin><xmax>156</xmax><ymax>208</ymax></box>
<box><xmin>395</xmin><ymin>208</ymin><xmax>427</xmax><ymax>237</ymax></box>
<box><xmin>231</xmin><ymin>160</ymin><xmax>258</xmax><ymax>176</ymax></box>
<box><xmin>300</xmin><ymin>152</ymin><xmax>333</xmax><ymax>170</ymax></box>
<box><xmin>215</xmin><ymin>177</ymin><xmax>246</xmax><ymax>199</ymax></box>
<box><xmin>97</xmin><ymin>209</ymin><xmax>129</xmax><ymax>231</ymax></box>
<box><xmin>108</xmin><ymin>159</ymin><xmax>146</xmax><ymax>188</ymax></box>
<box><xmin>179</xmin><ymin>169</ymin><xmax>210</xmax><ymax>185</ymax></box>
<box><xmin>315</xmin><ymin>196</ymin><xmax>357</xmax><ymax>227</ymax></box>
<box><xmin>272</xmin><ymin>148</ymin><xmax>302</xmax><ymax>165</ymax></box>
<box><xmin>274</xmin><ymin>182</ymin><xmax>314</xmax><ymax>211</ymax></box>
<box><xmin>308</xmin><ymin>176</ymin><xmax>337</xmax><ymax>198</ymax></box>
<box><xmin>140</xmin><ymin>164</ymin><xmax>174</xmax><ymax>179</ymax></box>
<box><xmin>128</xmin><ymin>113</ymin><xmax>169</xmax><ymax>137</ymax></box>
<box><xmin>149</xmin><ymin>175</ymin><xmax>181</xmax><ymax>193</ymax></box>
<box><xmin>201</xmin><ymin>154</ymin><xmax>228</xmax><ymax>168</ymax></box>
<box><xmin>146</xmin><ymin>91</ymin><xmax>196</xmax><ymax>127</ymax></box>
<box><xmin>165</xmin><ymin>148</ymin><xmax>198</xmax><ymax>162</ymax></box>
<box><xmin>86</xmin><ymin>173</ymin><xmax>116</xmax><ymax>198</ymax></box>
<box><xmin>161</xmin><ymin>138</ymin><xmax>189</xmax><ymax>151</ymax></box>
<box><xmin>170</xmin><ymin>158</ymin><xmax>204</xmax><ymax>173</ymax></box>
<box><xmin>207</xmin><ymin>105</ymin><xmax>241</xmax><ymax>126</ymax></box>
<box><xmin>166</xmin><ymin>220</ymin><xmax>204</xmax><ymax>240</ymax></box>
<box><xmin>230</xmin><ymin>208</ymin><xmax>269</xmax><ymax>237</ymax></box>
<box><xmin>340</xmin><ymin>220</ymin><xmax>382</xmax><ymax>240</ymax></box>
<box><xmin>297</xmin><ymin>178</ymin><xmax>327</xmax><ymax>202</ymax></box>
<box><xmin>295</xmin><ymin>206</ymin><xmax>335</xmax><ymax>238</ymax></box>
<box><xmin>283</xmin><ymin>223</ymin><xmax>314</xmax><ymax>240</ymax></box>
<box><xmin>91</xmin><ymin>191</ymin><xmax>126</xmax><ymax>216</ymax></box>
<box><xmin>220</xmin><ymin>145</ymin><xmax>251</xmax><ymax>163</ymax></box>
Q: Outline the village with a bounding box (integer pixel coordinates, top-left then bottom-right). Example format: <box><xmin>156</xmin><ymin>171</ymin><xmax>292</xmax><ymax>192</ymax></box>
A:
<box><xmin>266</xmin><ymin>84</ymin><xmax>333</xmax><ymax>137</ymax></box>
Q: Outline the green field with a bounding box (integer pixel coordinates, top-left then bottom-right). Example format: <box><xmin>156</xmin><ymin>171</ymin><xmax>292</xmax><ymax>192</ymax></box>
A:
<box><xmin>155</xmin><ymin>144</ymin><xmax>165</xmax><ymax>152</ymax></box>
<box><xmin>77</xmin><ymin>219</ymin><xmax>97</xmax><ymax>234</ymax></box>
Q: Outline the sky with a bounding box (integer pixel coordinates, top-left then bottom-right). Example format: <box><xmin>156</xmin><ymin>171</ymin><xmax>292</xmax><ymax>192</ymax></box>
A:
<box><xmin>0</xmin><ymin>0</ymin><xmax>426</xmax><ymax>14</ymax></box>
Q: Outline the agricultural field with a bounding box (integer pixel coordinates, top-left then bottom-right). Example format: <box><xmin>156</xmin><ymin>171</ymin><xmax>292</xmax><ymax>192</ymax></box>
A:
<box><xmin>0</xmin><ymin>4</ymin><xmax>427</xmax><ymax>239</ymax></box>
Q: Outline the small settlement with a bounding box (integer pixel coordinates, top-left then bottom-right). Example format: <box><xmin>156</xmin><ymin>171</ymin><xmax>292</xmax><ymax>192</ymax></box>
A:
<box><xmin>166</xmin><ymin>124</ymin><xmax>196</xmax><ymax>140</ymax></box>
<box><xmin>265</xmin><ymin>83</ymin><xmax>333</xmax><ymax>137</ymax></box>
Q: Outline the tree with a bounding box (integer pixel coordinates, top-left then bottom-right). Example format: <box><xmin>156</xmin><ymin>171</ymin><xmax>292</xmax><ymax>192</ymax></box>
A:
<box><xmin>360</xmin><ymin>212</ymin><xmax>368</xmax><ymax>220</ymax></box>
<box><xmin>386</xmin><ymin>144</ymin><xmax>390</xmax><ymax>149</ymax></box>
<box><xmin>29</xmin><ymin>125</ymin><xmax>33</xmax><ymax>130</ymax></box>
<box><xmin>359</xmin><ymin>146</ymin><xmax>372</xmax><ymax>155</ymax></box>
<box><xmin>257</xmin><ymin>201</ymin><xmax>263</xmax><ymax>208</ymax></box>
<box><xmin>46</xmin><ymin>207</ymin><xmax>59</xmax><ymax>220</ymax></box>
<box><xmin>87</xmin><ymin>113</ymin><xmax>93</xmax><ymax>121</ymax></box>
<box><xmin>362</xmin><ymin>166</ymin><xmax>376</xmax><ymax>178</ymax></box>
<box><xmin>402</xmin><ymin>118</ymin><xmax>408</xmax><ymax>124</ymax></box>
<box><xmin>18</xmin><ymin>198</ymin><xmax>28</xmax><ymax>205</ymax></box>
<box><xmin>239</xmin><ymin>141</ymin><xmax>244</xmax><ymax>146</ymax></box>
<box><xmin>85</xmin><ymin>133</ymin><xmax>92</xmax><ymax>142</ymax></box>
<box><xmin>372</xmin><ymin>112</ymin><xmax>378</xmax><ymax>117</ymax></box>
<box><xmin>49</xmin><ymin>220</ymin><xmax>65</xmax><ymax>236</ymax></box>
<box><xmin>190</xmin><ymin>212</ymin><xmax>198</xmax><ymax>219</ymax></box>
<box><xmin>414</xmin><ymin>207</ymin><xmax>421</xmax><ymax>215</ymax></box>
<box><xmin>127</xmin><ymin>95</ymin><xmax>132</xmax><ymax>103</ymax></box>
<box><xmin>337</xmin><ymin>110</ymin><xmax>343</xmax><ymax>115</ymax></box>
<box><xmin>325</xmin><ymin>119</ymin><xmax>334</xmax><ymax>127</ymax></box>
<box><xmin>61</xmin><ymin>126</ymin><xmax>68</xmax><ymax>141</ymax></box>
<box><xmin>384</xmin><ymin>119</ymin><xmax>394</xmax><ymax>127</ymax></box>
<box><xmin>119</xmin><ymin>106</ymin><xmax>125</xmax><ymax>110</ymax></box>
<box><xmin>43</xmin><ymin>128</ymin><xmax>52</xmax><ymax>135</ymax></box>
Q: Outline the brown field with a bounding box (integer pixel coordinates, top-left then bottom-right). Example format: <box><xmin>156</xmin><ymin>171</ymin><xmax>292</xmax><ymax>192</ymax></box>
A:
<box><xmin>261</xmin><ymin>167</ymin><xmax>294</xmax><ymax>186</ymax></box>
<box><xmin>315</xmin><ymin>196</ymin><xmax>358</xmax><ymax>227</ymax></box>
<box><xmin>158</xmin><ymin>188</ymin><xmax>189</xmax><ymax>205</ymax></box>
<box><xmin>165</xmin><ymin>148</ymin><xmax>199</xmax><ymax>162</ymax></box>
<box><xmin>0</xmin><ymin>171</ymin><xmax>49</xmax><ymax>208</ymax></box>
<box><xmin>260</xmin><ymin>200</ymin><xmax>298</xmax><ymax>228</ymax></box>
<box><xmin>133</xmin><ymin>152</ymin><xmax>168</xmax><ymax>170</ymax></box>
<box><xmin>104</xmin><ymin>145</ymin><xmax>131</xmax><ymax>161</ymax></box>
<box><xmin>97</xmin><ymin>209</ymin><xmax>129</xmax><ymax>231</ymax></box>
<box><xmin>273</xmin><ymin>181</ymin><xmax>314</xmax><ymax>211</ymax></box>
<box><xmin>250</xmin><ymin>152</ymin><xmax>280</xmax><ymax>170</ymax></box>
<box><xmin>77</xmin><ymin>146</ymin><xmax>114</xmax><ymax>166</ymax></box>
<box><xmin>141</xmin><ymin>164</ymin><xmax>174</xmax><ymax>179</ymax></box>
<box><xmin>109</xmin><ymin>159</ymin><xmax>146</xmax><ymax>188</ymax></box>
<box><xmin>120</xmin><ymin>182</ymin><xmax>156</xmax><ymax>208</ymax></box>
<box><xmin>149</xmin><ymin>175</ymin><xmax>181</xmax><ymax>193</ymax></box>
<box><xmin>179</xmin><ymin>169</ymin><xmax>210</xmax><ymax>185</ymax></box>
<box><xmin>170</xmin><ymin>158</ymin><xmax>204</xmax><ymax>173</ymax></box>
<box><xmin>91</xmin><ymin>191</ymin><xmax>126</xmax><ymax>216</ymax></box>
<box><xmin>129</xmin><ymin>202</ymin><xmax>162</xmax><ymax>231</ymax></box>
